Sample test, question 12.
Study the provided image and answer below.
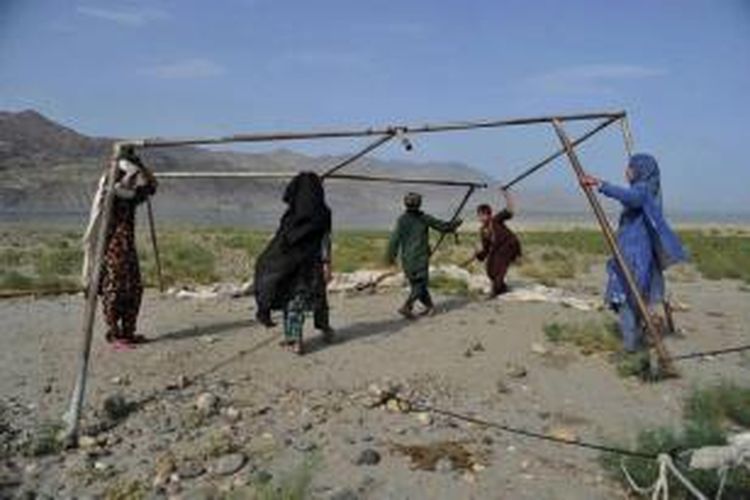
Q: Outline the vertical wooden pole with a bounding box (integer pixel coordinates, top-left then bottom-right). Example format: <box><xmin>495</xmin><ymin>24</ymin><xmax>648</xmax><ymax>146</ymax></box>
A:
<box><xmin>620</xmin><ymin>116</ymin><xmax>677</xmax><ymax>335</ymax></box>
<box><xmin>551</xmin><ymin>120</ymin><xmax>676</xmax><ymax>377</ymax></box>
<box><xmin>61</xmin><ymin>144</ymin><xmax>121</xmax><ymax>443</ymax></box>
<box><xmin>146</xmin><ymin>199</ymin><xmax>164</xmax><ymax>292</ymax></box>
<box><xmin>620</xmin><ymin>116</ymin><xmax>635</xmax><ymax>157</ymax></box>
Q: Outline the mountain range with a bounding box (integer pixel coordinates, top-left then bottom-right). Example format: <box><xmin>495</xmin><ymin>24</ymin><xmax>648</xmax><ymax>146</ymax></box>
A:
<box><xmin>0</xmin><ymin>109</ymin><xmax>587</xmax><ymax>228</ymax></box>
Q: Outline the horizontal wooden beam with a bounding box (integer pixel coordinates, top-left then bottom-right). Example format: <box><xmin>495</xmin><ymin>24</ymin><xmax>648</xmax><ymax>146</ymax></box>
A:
<box><xmin>124</xmin><ymin>110</ymin><xmax>626</xmax><ymax>149</ymax></box>
<box><xmin>155</xmin><ymin>171</ymin><xmax>487</xmax><ymax>188</ymax></box>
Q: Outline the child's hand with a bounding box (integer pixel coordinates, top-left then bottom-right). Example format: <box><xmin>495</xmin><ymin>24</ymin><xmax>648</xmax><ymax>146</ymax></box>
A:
<box><xmin>580</xmin><ymin>174</ymin><xmax>601</xmax><ymax>188</ymax></box>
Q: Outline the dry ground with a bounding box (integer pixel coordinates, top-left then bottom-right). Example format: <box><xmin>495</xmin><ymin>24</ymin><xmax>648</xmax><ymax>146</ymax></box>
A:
<box><xmin>1</xmin><ymin>271</ymin><xmax>749</xmax><ymax>499</ymax></box>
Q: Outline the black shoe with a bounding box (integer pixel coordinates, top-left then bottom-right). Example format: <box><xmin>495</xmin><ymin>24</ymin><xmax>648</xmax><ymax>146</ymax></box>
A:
<box><xmin>256</xmin><ymin>310</ymin><xmax>276</xmax><ymax>328</ymax></box>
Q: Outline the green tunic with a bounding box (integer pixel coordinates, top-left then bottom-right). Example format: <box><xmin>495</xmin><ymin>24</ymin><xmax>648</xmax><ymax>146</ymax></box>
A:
<box><xmin>386</xmin><ymin>210</ymin><xmax>459</xmax><ymax>280</ymax></box>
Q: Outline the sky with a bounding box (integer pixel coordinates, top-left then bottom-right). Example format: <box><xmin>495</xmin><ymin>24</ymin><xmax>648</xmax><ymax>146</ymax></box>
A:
<box><xmin>1</xmin><ymin>0</ymin><xmax>749</xmax><ymax>214</ymax></box>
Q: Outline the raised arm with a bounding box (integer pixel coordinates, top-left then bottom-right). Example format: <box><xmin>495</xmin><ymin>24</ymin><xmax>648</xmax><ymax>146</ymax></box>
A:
<box><xmin>580</xmin><ymin>174</ymin><xmax>647</xmax><ymax>209</ymax></box>
<box><xmin>598</xmin><ymin>182</ymin><xmax>648</xmax><ymax>208</ymax></box>
<box><xmin>501</xmin><ymin>188</ymin><xmax>515</xmax><ymax>215</ymax></box>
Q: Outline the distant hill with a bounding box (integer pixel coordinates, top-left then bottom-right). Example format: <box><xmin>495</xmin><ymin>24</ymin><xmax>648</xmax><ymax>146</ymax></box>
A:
<box><xmin>0</xmin><ymin>109</ymin><xmax>587</xmax><ymax>228</ymax></box>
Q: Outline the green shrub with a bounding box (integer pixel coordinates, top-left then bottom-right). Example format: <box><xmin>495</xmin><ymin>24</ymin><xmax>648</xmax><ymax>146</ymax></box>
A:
<box><xmin>543</xmin><ymin>319</ymin><xmax>621</xmax><ymax>354</ymax></box>
<box><xmin>684</xmin><ymin>381</ymin><xmax>750</xmax><ymax>429</ymax></box>
<box><xmin>0</xmin><ymin>271</ymin><xmax>35</xmax><ymax>291</ymax></box>
<box><xmin>601</xmin><ymin>381</ymin><xmax>750</xmax><ymax>498</ymax></box>
<box><xmin>160</xmin><ymin>239</ymin><xmax>217</xmax><ymax>284</ymax></box>
<box><xmin>34</xmin><ymin>244</ymin><xmax>82</xmax><ymax>277</ymax></box>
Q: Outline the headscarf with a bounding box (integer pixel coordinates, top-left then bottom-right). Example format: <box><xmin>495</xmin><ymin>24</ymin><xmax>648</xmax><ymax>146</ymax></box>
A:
<box><xmin>279</xmin><ymin>172</ymin><xmax>331</xmax><ymax>247</ymax></box>
<box><xmin>629</xmin><ymin>153</ymin><xmax>661</xmax><ymax>203</ymax></box>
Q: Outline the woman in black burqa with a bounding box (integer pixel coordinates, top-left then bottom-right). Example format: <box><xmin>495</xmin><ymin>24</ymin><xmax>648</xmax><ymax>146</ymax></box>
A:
<box><xmin>254</xmin><ymin>172</ymin><xmax>333</xmax><ymax>353</ymax></box>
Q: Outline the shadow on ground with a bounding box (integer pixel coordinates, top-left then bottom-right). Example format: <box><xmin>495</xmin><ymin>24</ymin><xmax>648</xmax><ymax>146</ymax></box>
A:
<box><xmin>152</xmin><ymin>318</ymin><xmax>255</xmax><ymax>343</ymax></box>
<box><xmin>305</xmin><ymin>296</ymin><xmax>474</xmax><ymax>354</ymax></box>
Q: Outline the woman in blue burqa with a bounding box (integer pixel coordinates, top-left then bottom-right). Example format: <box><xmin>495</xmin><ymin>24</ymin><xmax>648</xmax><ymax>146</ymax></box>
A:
<box><xmin>254</xmin><ymin>172</ymin><xmax>333</xmax><ymax>354</ymax></box>
<box><xmin>581</xmin><ymin>154</ymin><xmax>686</xmax><ymax>352</ymax></box>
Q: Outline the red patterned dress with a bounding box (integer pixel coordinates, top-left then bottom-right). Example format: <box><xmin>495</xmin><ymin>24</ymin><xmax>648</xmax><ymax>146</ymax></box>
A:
<box><xmin>99</xmin><ymin>179</ymin><xmax>156</xmax><ymax>342</ymax></box>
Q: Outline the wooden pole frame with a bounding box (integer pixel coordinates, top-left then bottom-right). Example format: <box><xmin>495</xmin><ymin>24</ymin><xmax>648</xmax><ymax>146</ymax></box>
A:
<box><xmin>63</xmin><ymin>110</ymin><xmax>645</xmax><ymax>441</ymax></box>
<box><xmin>502</xmin><ymin>116</ymin><xmax>621</xmax><ymax>190</ymax></box>
<box><xmin>430</xmin><ymin>185</ymin><xmax>477</xmax><ymax>256</ymax></box>
<box><xmin>321</xmin><ymin>133</ymin><xmax>395</xmax><ymax>178</ymax></box>
<box><xmin>146</xmin><ymin>199</ymin><xmax>165</xmax><ymax>293</ymax></box>
<box><xmin>127</xmin><ymin>111</ymin><xmax>625</xmax><ymax>149</ymax></box>
<box><xmin>156</xmin><ymin>171</ymin><xmax>487</xmax><ymax>188</ymax></box>
<box><xmin>550</xmin><ymin>119</ymin><xmax>676</xmax><ymax>377</ymax></box>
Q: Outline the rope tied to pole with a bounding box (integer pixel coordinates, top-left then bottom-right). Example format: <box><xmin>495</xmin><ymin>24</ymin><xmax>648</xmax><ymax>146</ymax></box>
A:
<box><xmin>621</xmin><ymin>454</ymin><xmax>711</xmax><ymax>500</ymax></box>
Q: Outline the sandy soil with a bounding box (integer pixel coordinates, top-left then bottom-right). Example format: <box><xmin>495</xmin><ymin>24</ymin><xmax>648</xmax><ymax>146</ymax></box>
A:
<box><xmin>1</xmin><ymin>272</ymin><xmax>749</xmax><ymax>499</ymax></box>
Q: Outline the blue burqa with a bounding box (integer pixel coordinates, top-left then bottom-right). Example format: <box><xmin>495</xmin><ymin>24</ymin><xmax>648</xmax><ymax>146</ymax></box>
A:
<box><xmin>599</xmin><ymin>154</ymin><xmax>687</xmax><ymax>308</ymax></box>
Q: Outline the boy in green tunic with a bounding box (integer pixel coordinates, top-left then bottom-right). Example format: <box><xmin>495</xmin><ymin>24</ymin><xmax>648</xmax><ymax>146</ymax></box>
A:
<box><xmin>386</xmin><ymin>192</ymin><xmax>463</xmax><ymax>318</ymax></box>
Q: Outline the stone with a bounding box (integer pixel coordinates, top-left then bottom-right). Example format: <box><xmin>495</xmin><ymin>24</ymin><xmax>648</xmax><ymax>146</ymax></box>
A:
<box><xmin>195</xmin><ymin>393</ymin><xmax>219</xmax><ymax>416</ymax></box>
<box><xmin>222</xmin><ymin>407</ymin><xmax>242</xmax><ymax>422</ymax></box>
<box><xmin>434</xmin><ymin>457</ymin><xmax>453</xmax><ymax>473</ymax></box>
<box><xmin>496</xmin><ymin>378</ymin><xmax>511</xmax><ymax>394</ymax></box>
<box><xmin>102</xmin><ymin>393</ymin><xmax>132</xmax><ymax>421</ymax></box>
<box><xmin>153</xmin><ymin>453</ymin><xmax>176</xmax><ymax>488</ymax></box>
<box><xmin>531</xmin><ymin>342</ymin><xmax>549</xmax><ymax>355</ymax></box>
<box><xmin>77</xmin><ymin>435</ymin><xmax>98</xmax><ymax>449</ymax></box>
<box><xmin>177</xmin><ymin>461</ymin><xmax>205</xmax><ymax>479</ymax></box>
<box><xmin>93</xmin><ymin>460</ymin><xmax>111</xmax><ymax>471</ymax></box>
<box><xmin>415</xmin><ymin>412</ymin><xmax>432</xmax><ymax>426</ymax></box>
<box><xmin>293</xmin><ymin>438</ymin><xmax>318</xmax><ymax>453</ymax></box>
<box><xmin>354</xmin><ymin>449</ymin><xmax>381</xmax><ymax>466</ymax></box>
<box><xmin>472</xmin><ymin>463</ymin><xmax>486</xmax><ymax>472</ymax></box>
<box><xmin>211</xmin><ymin>452</ymin><xmax>246</xmax><ymax>476</ymax></box>
<box><xmin>506</xmin><ymin>363</ymin><xmax>527</xmax><ymax>379</ymax></box>
<box><xmin>385</xmin><ymin>399</ymin><xmax>401</xmax><ymax>413</ymax></box>
<box><xmin>548</xmin><ymin>426</ymin><xmax>577</xmax><ymax>442</ymax></box>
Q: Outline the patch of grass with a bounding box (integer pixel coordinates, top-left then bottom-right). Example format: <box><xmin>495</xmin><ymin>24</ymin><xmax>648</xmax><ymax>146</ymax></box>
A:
<box><xmin>0</xmin><ymin>270</ymin><xmax>36</xmax><ymax>291</ymax></box>
<box><xmin>521</xmin><ymin>229</ymin><xmax>608</xmax><ymax>255</ymax></box>
<box><xmin>518</xmin><ymin>249</ymin><xmax>579</xmax><ymax>286</ymax></box>
<box><xmin>684</xmin><ymin>381</ymin><xmax>750</xmax><ymax>428</ymax></box>
<box><xmin>543</xmin><ymin>319</ymin><xmax>621</xmax><ymax>355</ymax></box>
<box><xmin>431</xmin><ymin>274</ymin><xmax>470</xmax><ymax>296</ymax></box>
<box><xmin>159</xmin><ymin>237</ymin><xmax>217</xmax><ymax>285</ymax></box>
<box><xmin>601</xmin><ymin>381</ymin><xmax>750</xmax><ymax>498</ymax></box>
<box><xmin>253</xmin><ymin>455</ymin><xmax>318</xmax><ymax>500</ymax></box>
<box><xmin>680</xmin><ymin>231</ymin><xmax>750</xmax><ymax>284</ymax></box>
<box><xmin>614</xmin><ymin>351</ymin><xmax>652</xmax><ymax>379</ymax></box>
<box><xmin>3</xmin><ymin>226</ymin><xmax>749</xmax><ymax>293</ymax></box>
<box><xmin>0</xmin><ymin>248</ymin><xmax>25</xmax><ymax>268</ymax></box>
<box><xmin>332</xmin><ymin>231</ymin><xmax>389</xmax><ymax>273</ymax></box>
<box><xmin>21</xmin><ymin>421</ymin><xmax>64</xmax><ymax>457</ymax></box>
<box><xmin>34</xmin><ymin>241</ymin><xmax>82</xmax><ymax>276</ymax></box>
<box><xmin>103</xmin><ymin>479</ymin><xmax>148</xmax><ymax>500</ymax></box>
<box><xmin>201</xmin><ymin>430</ymin><xmax>239</xmax><ymax>458</ymax></box>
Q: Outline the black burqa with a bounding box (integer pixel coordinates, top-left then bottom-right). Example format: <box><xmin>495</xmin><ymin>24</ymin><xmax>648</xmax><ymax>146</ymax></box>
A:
<box><xmin>254</xmin><ymin>172</ymin><xmax>331</xmax><ymax>326</ymax></box>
